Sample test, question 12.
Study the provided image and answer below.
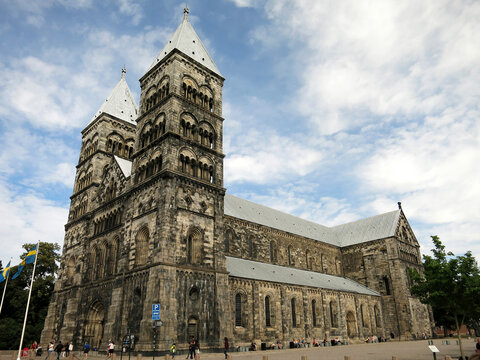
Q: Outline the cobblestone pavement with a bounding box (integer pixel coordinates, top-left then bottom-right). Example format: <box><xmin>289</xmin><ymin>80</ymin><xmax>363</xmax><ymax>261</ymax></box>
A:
<box><xmin>1</xmin><ymin>340</ymin><xmax>477</xmax><ymax>360</ymax></box>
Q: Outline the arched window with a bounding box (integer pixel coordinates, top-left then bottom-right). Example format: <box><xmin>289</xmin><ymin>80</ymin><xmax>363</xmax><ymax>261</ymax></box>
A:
<box><xmin>329</xmin><ymin>300</ymin><xmax>338</xmax><ymax>327</ymax></box>
<box><xmin>248</xmin><ymin>236</ymin><xmax>254</xmax><ymax>258</ymax></box>
<box><xmin>312</xmin><ymin>299</ymin><xmax>317</xmax><ymax>327</ymax></box>
<box><xmin>288</xmin><ymin>245</ymin><xmax>293</xmax><ymax>266</ymax></box>
<box><xmin>306</xmin><ymin>250</ymin><xmax>312</xmax><ymax>270</ymax></box>
<box><xmin>265</xmin><ymin>296</ymin><xmax>271</xmax><ymax>327</ymax></box>
<box><xmin>187</xmin><ymin>229</ymin><xmax>202</xmax><ymax>265</ymax></box>
<box><xmin>225</xmin><ymin>231</ymin><xmax>231</xmax><ymax>253</ymax></box>
<box><xmin>187</xmin><ymin>316</ymin><xmax>198</xmax><ymax>339</ymax></box>
<box><xmin>135</xmin><ymin>227</ymin><xmax>149</xmax><ymax>266</ymax></box>
<box><xmin>269</xmin><ymin>241</ymin><xmax>275</xmax><ymax>263</ymax></box>
<box><xmin>291</xmin><ymin>298</ymin><xmax>297</xmax><ymax>327</ymax></box>
<box><xmin>383</xmin><ymin>276</ymin><xmax>391</xmax><ymax>295</ymax></box>
<box><xmin>361</xmin><ymin>304</ymin><xmax>366</xmax><ymax>327</ymax></box>
<box><xmin>235</xmin><ymin>293</ymin><xmax>242</xmax><ymax>327</ymax></box>
<box><xmin>374</xmin><ymin>305</ymin><xmax>380</xmax><ymax>327</ymax></box>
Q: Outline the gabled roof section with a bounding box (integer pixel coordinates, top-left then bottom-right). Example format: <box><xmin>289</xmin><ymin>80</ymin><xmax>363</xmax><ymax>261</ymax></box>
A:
<box><xmin>224</xmin><ymin>194</ymin><xmax>332</xmax><ymax>244</ymax></box>
<box><xmin>148</xmin><ymin>8</ymin><xmax>222</xmax><ymax>77</ymax></box>
<box><xmin>226</xmin><ymin>256</ymin><xmax>380</xmax><ymax>296</ymax></box>
<box><xmin>332</xmin><ymin>210</ymin><xmax>401</xmax><ymax>247</ymax></box>
<box><xmin>90</xmin><ymin>69</ymin><xmax>138</xmax><ymax>125</ymax></box>
<box><xmin>114</xmin><ymin>155</ymin><xmax>132</xmax><ymax>178</ymax></box>
<box><xmin>224</xmin><ymin>194</ymin><xmax>401</xmax><ymax>247</ymax></box>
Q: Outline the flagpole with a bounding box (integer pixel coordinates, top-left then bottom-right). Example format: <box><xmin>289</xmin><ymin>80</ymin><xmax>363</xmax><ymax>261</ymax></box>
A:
<box><xmin>0</xmin><ymin>258</ymin><xmax>12</xmax><ymax>316</ymax></box>
<box><xmin>17</xmin><ymin>242</ymin><xmax>40</xmax><ymax>360</ymax></box>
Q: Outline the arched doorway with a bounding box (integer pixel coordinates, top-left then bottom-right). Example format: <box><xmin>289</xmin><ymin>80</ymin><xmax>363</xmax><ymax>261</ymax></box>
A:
<box><xmin>84</xmin><ymin>302</ymin><xmax>105</xmax><ymax>349</ymax></box>
<box><xmin>346</xmin><ymin>311</ymin><xmax>357</xmax><ymax>338</ymax></box>
<box><xmin>187</xmin><ymin>316</ymin><xmax>199</xmax><ymax>340</ymax></box>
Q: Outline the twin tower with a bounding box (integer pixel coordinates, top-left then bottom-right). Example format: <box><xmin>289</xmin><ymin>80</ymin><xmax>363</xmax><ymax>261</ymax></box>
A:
<box><xmin>41</xmin><ymin>9</ymin><xmax>433</xmax><ymax>353</ymax></box>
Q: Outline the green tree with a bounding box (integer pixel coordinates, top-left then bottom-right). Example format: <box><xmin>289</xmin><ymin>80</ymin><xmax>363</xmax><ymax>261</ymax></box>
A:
<box><xmin>0</xmin><ymin>242</ymin><xmax>60</xmax><ymax>350</ymax></box>
<box><xmin>409</xmin><ymin>236</ymin><xmax>480</xmax><ymax>360</ymax></box>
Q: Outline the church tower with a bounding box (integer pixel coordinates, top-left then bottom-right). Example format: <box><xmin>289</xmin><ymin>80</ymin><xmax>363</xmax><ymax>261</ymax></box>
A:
<box><xmin>128</xmin><ymin>7</ymin><xmax>230</xmax><ymax>349</ymax></box>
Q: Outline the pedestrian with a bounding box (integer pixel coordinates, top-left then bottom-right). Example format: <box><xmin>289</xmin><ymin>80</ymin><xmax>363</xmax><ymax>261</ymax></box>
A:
<box><xmin>169</xmin><ymin>343</ymin><xmax>176</xmax><ymax>359</ymax></box>
<box><xmin>55</xmin><ymin>341</ymin><xmax>63</xmax><ymax>360</ymax></box>
<box><xmin>108</xmin><ymin>341</ymin><xmax>115</xmax><ymax>358</ymax></box>
<box><xmin>194</xmin><ymin>338</ymin><xmax>200</xmax><ymax>360</ymax></box>
<box><xmin>186</xmin><ymin>336</ymin><xmax>195</xmax><ymax>359</ymax></box>
<box><xmin>83</xmin><ymin>342</ymin><xmax>91</xmax><ymax>359</ymax></box>
<box><xmin>67</xmin><ymin>343</ymin><xmax>73</xmax><ymax>358</ymax></box>
<box><xmin>476</xmin><ymin>337</ymin><xmax>480</xmax><ymax>353</ymax></box>
<box><xmin>45</xmin><ymin>341</ymin><xmax>54</xmax><ymax>360</ymax></box>
<box><xmin>223</xmin><ymin>337</ymin><xmax>228</xmax><ymax>360</ymax></box>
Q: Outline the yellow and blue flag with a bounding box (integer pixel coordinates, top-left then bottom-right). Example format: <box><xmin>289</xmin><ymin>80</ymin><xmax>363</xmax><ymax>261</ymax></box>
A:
<box><xmin>12</xmin><ymin>244</ymin><xmax>38</xmax><ymax>280</ymax></box>
<box><xmin>0</xmin><ymin>260</ymin><xmax>11</xmax><ymax>283</ymax></box>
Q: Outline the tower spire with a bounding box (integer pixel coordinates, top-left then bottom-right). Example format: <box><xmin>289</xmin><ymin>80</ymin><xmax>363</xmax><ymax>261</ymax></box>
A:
<box><xmin>121</xmin><ymin>66</ymin><xmax>126</xmax><ymax>79</ymax></box>
<box><xmin>183</xmin><ymin>7</ymin><xmax>189</xmax><ymax>21</ymax></box>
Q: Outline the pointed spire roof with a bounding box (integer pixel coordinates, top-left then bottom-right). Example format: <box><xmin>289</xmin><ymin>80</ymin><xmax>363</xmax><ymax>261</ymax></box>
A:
<box><xmin>90</xmin><ymin>68</ymin><xmax>138</xmax><ymax>125</ymax></box>
<box><xmin>148</xmin><ymin>8</ymin><xmax>222</xmax><ymax>77</ymax></box>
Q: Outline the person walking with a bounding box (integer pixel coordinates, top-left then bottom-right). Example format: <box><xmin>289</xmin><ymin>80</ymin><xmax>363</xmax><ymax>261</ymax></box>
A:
<box><xmin>169</xmin><ymin>343</ymin><xmax>176</xmax><ymax>359</ymax></box>
<box><xmin>55</xmin><ymin>341</ymin><xmax>63</xmax><ymax>360</ymax></box>
<box><xmin>83</xmin><ymin>342</ymin><xmax>91</xmax><ymax>359</ymax></box>
<box><xmin>223</xmin><ymin>337</ymin><xmax>229</xmax><ymax>360</ymax></box>
<box><xmin>45</xmin><ymin>341</ymin><xmax>54</xmax><ymax>360</ymax></box>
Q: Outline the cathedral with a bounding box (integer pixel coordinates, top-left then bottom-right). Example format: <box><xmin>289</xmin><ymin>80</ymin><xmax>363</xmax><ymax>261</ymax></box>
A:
<box><xmin>41</xmin><ymin>9</ymin><xmax>434</xmax><ymax>353</ymax></box>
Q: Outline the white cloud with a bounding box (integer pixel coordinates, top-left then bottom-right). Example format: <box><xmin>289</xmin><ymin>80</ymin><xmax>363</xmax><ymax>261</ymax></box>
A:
<box><xmin>0</xmin><ymin>181</ymin><xmax>67</xmax><ymax>261</ymax></box>
<box><xmin>119</xmin><ymin>0</ymin><xmax>143</xmax><ymax>25</ymax></box>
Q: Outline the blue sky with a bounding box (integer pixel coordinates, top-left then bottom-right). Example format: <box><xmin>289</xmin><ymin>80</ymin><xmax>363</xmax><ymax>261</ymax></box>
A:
<box><xmin>1</xmin><ymin>0</ymin><xmax>479</xmax><ymax>264</ymax></box>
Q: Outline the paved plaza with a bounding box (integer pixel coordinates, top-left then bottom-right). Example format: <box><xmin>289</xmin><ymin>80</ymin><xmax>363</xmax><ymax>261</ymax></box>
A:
<box><xmin>2</xmin><ymin>339</ymin><xmax>477</xmax><ymax>360</ymax></box>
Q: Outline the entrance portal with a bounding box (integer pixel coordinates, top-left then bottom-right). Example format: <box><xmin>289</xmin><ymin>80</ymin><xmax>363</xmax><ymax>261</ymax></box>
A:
<box><xmin>84</xmin><ymin>302</ymin><xmax>105</xmax><ymax>349</ymax></box>
<box><xmin>346</xmin><ymin>311</ymin><xmax>357</xmax><ymax>338</ymax></box>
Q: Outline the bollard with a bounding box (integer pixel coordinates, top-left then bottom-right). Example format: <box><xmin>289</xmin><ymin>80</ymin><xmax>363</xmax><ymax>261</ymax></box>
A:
<box><xmin>263</xmin><ymin>356</ymin><xmax>268</xmax><ymax>360</ymax></box>
<box><xmin>392</xmin><ymin>357</ymin><xmax>398</xmax><ymax>360</ymax></box>
<box><xmin>301</xmin><ymin>356</ymin><xmax>307</xmax><ymax>360</ymax></box>
<box><xmin>136</xmin><ymin>354</ymin><xmax>142</xmax><ymax>360</ymax></box>
<box><xmin>164</xmin><ymin>355</ymin><xmax>170</xmax><ymax>360</ymax></box>
<box><xmin>345</xmin><ymin>356</ymin><xmax>351</xmax><ymax>360</ymax></box>
<box><xmin>444</xmin><ymin>356</ymin><xmax>451</xmax><ymax>360</ymax></box>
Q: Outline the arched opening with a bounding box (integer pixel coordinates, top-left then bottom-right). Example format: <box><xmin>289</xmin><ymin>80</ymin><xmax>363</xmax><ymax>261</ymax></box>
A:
<box><xmin>235</xmin><ymin>293</ymin><xmax>242</xmax><ymax>327</ymax></box>
<box><xmin>187</xmin><ymin>316</ymin><xmax>198</xmax><ymax>339</ymax></box>
<box><xmin>135</xmin><ymin>227</ymin><xmax>149</xmax><ymax>266</ymax></box>
<box><xmin>186</xmin><ymin>229</ymin><xmax>202</xmax><ymax>265</ymax></box>
<box><xmin>383</xmin><ymin>276</ymin><xmax>391</xmax><ymax>295</ymax></box>
<box><xmin>312</xmin><ymin>299</ymin><xmax>317</xmax><ymax>327</ymax></box>
<box><xmin>269</xmin><ymin>241</ymin><xmax>275</xmax><ymax>263</ymax></box>
<box><xmin>329</xmin><ymin>300</ymin><xmax>338</xmax><ymax>328</ymax></box>
<box><xmin>374</xmin><ymin>305</ymin><xmax>381</xmax><ymax>328</ymax></box>
<box><xmin>84</xmin><ymin>302</ymin><xmax>104</xmax><ymax>349</ymax></box>
<box><xmin>65</xmin><ymin>256</ymin><xmax>75</xmax><ymax>284</ymax></box>
<box><xmin>248</xmin><ymin>236</ymin><xmax>254</xmax><ymax>258</ymax></box>
<box><xmin>291</xmin><ymin>298</ymin><xmax>297</xmax><ymax>327</ymax></box>
<box><xmin>346</xmin><ymin>311</ymin><xmax>357</xmax><ymax>338</ymax></box>
<box><xmin>288</xmin><ymin>245</ymin><xmax>293</xmax><ymax>266</ymax></box>
<box><xmin>265</xmin><ymin>296</ymin><xmax>271</xmax><ymax>327</ymax></box>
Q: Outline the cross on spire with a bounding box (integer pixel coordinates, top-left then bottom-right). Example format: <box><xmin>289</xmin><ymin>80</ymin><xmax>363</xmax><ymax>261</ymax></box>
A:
<box><xmin>183</xmin><ymin>7</ymin><xmax>189</xmax><ymax>20</ymax></box>
<box><xmin>121</xmin><ymin>67</ymin><xmax>126</xmax><ymax>79</ymax></box>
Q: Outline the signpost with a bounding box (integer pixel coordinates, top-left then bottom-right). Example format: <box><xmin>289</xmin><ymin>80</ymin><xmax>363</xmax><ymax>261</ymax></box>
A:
<box><xmin>152</xmin><ymin>304</ymin><xmax>161</xmax><ymax>360</ymax></box>
<box><xmin>428</xmin><ymin>345</ymin><xmax>440</xmax><ymax>360</ymax></box>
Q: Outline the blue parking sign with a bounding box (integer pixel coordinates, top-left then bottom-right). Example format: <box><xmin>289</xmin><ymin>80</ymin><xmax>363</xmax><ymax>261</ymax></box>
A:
<box><xmin>152</xmin><ymin>304</ymin><xmax>160</xmax><ymax>311</ymax></box>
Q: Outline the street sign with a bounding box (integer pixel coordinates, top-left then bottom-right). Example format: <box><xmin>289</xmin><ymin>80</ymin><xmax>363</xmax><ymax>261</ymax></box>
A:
<box><xmin>428</xmin><ymin>345</ymin><xmax>439</xmax><ymax>353</ymax></box>
<box><xmin>152</xmin><ymin>304</ymin><xmax>160</xmax><ymax>320</ymax></box>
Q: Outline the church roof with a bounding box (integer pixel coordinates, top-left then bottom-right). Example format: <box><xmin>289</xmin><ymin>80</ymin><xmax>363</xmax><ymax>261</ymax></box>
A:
<box><xmin>90</xmin><ymin>70</ymin><xmax>138</xmax><ymax>125</ymax></box>
<box><xmin>224</xmin><ymin>194</ymin><xmax>401</xmax><ymax>247</ymax></box>
<box><xmin>114</xmin><ymin>156</ymin><xmax>132</xmax><ymax>178</ymax></box>
<box><xmin>226</xmin><ymin>256</ymin><xmax>380</xmax><ymax>296</ymax></box>
<box><xmin>147</xmin><ymin>9</ymin><xmax>222</xmax><ymax>77</ymax></box>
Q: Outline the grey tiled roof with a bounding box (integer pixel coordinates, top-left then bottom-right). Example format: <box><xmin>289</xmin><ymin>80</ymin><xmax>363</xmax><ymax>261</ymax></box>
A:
<box><xmin>148</xmin><ymin>12</ymin><xmax>222</xmax><ymax>76</ymax></box>
<box><xmin>226</xmin><ymin>256</ymin><xmax>380</xmax><ymax>296</ymax></box>
<box><xmin>224</xmin><ymin>194</ymin><xmax>400</xmax><ymax>247</ymax></box>
<box><xmin>114</xmin><ymin>156</ymin><xmax>132</xmax><ymax>178</ymax></box>
<box><xmin>90</xmin><ymin>73</ymin><xmax>138</xmax><ymax>125</ymax></box>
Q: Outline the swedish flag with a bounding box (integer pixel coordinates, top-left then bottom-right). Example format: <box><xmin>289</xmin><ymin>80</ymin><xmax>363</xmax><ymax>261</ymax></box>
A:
<box><xmin>0</xmin><ymin>260</ymin><xmax>11</xmax><ymax>283</ymax></box>
<box><xmin>12</xmin><ymin>244</ymin><xmax>38</xmax><ymax>280</ymax></box>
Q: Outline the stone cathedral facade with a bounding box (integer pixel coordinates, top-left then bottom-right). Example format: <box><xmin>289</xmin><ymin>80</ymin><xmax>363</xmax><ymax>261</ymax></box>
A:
<box><xmin>41</xmin><ymin>10</ymin><xmax>433</xmax><ymax>353</ymax></box>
